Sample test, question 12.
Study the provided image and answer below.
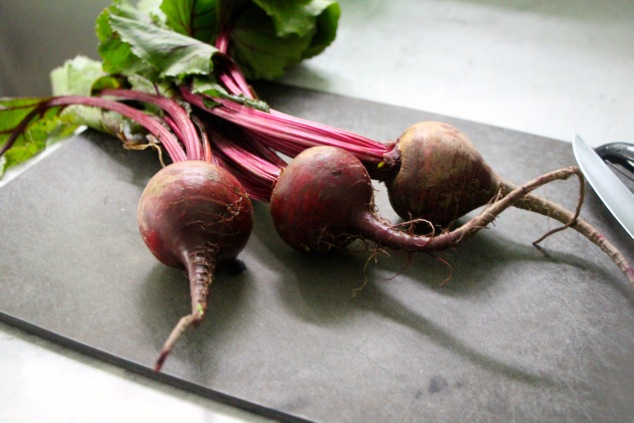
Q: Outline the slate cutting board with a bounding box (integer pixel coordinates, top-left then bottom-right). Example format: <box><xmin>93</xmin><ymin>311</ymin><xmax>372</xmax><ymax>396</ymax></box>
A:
<box><xmin>1</xmin><ymin>83</ymin><xmax>633</xmax><ymax>422</ymax></box>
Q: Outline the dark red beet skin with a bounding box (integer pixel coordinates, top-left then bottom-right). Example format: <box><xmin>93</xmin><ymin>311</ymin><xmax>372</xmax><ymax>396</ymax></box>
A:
<box><xmin>138</xmin><ymin>160</ymin><xmax>253</xmax><ymax>268</ymax></box>
<box><xmin>137</xmin><ymin>160</ymin><xmax>254</xmax><ymax>371</ymax></box>
<box><xmin>270</xmin><ymin>146</ymin><xmax>375</xmax><ymax>252</ymax></box>
<box><xmin>385</xmin><ymin>121</ymin><xmax>499</xmax><ymax>226</ymax></box>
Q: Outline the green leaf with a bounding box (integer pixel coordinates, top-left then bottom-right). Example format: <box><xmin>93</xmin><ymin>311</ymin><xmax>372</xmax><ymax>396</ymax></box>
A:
<box><xmin>160</xmin><ymin>0</ymin><xmax>219</xmax><ymax>43</ymax></box>
<box><xmin>96</xmin><ymin>4</ymin><xmax>155</xmax><ymax>77</ymax></box>
<box><xmin>302</xmin><ymin>1</ymin><xmax>340</xmax><ymax>59</ymax></box>
<box><xmin>158</xmin><ymin>0</ymin><xmax>341</xmax><ymax>80</ymax></box>
<box><xmin>95</xmin><ymin>0</ymin><xmax>339</xmax><ymax>82</ymax></box>
<box><xmin>253</xmin><ymin>0</ymin><xmax>336</xmax><ymax>38</ymax></box>
<box><xmin>60</xmin><ymin>105</ymin><xmax>146</xmax><ymax>145</ymax></box>
<box><xmin>0</xmin><ymin>98</ymin><xmax>77</xmax><ymax>176</ymax></box>
<box><xmin>0</xmin><ymin>98</ymin><xmax>48</xmax><ymax>133</ymax></box>
<box><xmin>229</xmin><ymin>0</ymin><xmax>340</xmax><ymax>79</ymax></box>
<box><xmin>50</xmin><ymin>56</ymin><xmax>108</xmax><ymax>96</ymax></box>
<box><xmin>191</xmin><ymin>76</ymin><xmax>269</xmax><ymax>111</ymax></box>
<box><xmin>136</xmin><ymin>0</ymin><xmax>165</xmax><ymax>18</ymax></box>
<box><xmin>125</xmin><ymin>73</ymin><xmax>177</xmax><ymax>97</ymax></box>
<box><xmin>100</xmin><ymin>3</ymin><xmax>217</xmax><ymax>79</ymax></box>
<box><xmin>190</xmin><ymin>77</ymin><xmax>228</xmax><ymax>100</ymax></box>
<box><xmin>229</xmin><ymin>8</ymin><xmax>306</xmax><ymax>79</ymax></box>
<box><xmin>92</xmin><ymin>74</ymin><xmax>127</xmax><ymax>92</ymax></box>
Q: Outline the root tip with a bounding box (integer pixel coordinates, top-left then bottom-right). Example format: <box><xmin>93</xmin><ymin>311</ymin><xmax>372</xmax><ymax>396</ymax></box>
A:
<box><xmin>627</xmin><ymin>267</ymin><xmax>634</xmax><ymax>287</ymax></box>
<box><xmin>154</xmin><ymin>351</ymin><xmax>168</xmax><ymax>373</ymax></box>
<box><xmin>152</xmin><ymin>313</ymin><xmax>200</xmax><ymax>373</ymax></box>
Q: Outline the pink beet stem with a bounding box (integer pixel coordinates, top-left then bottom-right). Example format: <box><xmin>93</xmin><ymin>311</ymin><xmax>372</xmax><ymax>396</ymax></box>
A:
<box><xmin>101</xmin><ymin>89</ymin><xmax>203</xmax><ymax>161</ymax></box>
<box><xmin>1</xmin><ymin>95</ymin><xmax>186</xmax><ymax>163</ymax></box>
<box><xmin>181</xmin><ymin>87</ymin><xmax>386</xmax><ymax>164</ymax></box>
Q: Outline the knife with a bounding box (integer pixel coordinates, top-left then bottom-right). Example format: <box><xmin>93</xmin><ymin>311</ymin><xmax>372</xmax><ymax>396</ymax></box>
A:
<box><xmin>594</xmin><ymin>142</ymin><xmax>634</xmax><ymax>174</ymax></box>
<box><xmin>572</xmin><ymin>134</ymin><xmax>634</xmax><ymax>238</ymax></box>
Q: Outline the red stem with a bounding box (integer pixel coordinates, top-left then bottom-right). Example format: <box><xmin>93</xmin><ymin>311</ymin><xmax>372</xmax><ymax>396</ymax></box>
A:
<box><xmin>1</xmin><ymin>95</ymin><xmax>186</xmax><ymax>163</ymax></box>
<box><xmin>101</xmin><ymin>89</ymin><xmax>203</xmax><ymax>160</ymax></box>
<box><xmin>182</xmin><ymin>87</ymin><xmax>387</xmax><ymax>164</ymax></box>
<box><xmin>209</xmin><ymin>52</ymin><xmax>388</xmax><ymax>162</ymax></box>
<box><xmin>213</xmin><ymin>53</ymin><xmax>254</xmax><ymax>98</ymax></box>
<box><xmin>197</xmin><ymin>115</ymin><xmax>283</xmax><ymax>201</ymax></box>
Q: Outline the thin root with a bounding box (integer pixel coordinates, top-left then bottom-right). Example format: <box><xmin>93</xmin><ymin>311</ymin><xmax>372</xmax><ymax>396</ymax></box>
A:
<box><xmin>499</xmin><ymin>170</ymin><xmax>634</xmax><ymax>287</ymax></box>
<box><xmin>352</xmin><ymin>248</ymin><xmax>383</xmax><ymax>297</ymax></box>
<box><xmin>154</xmin><ymin>312</ymin><xmax>201</xmax><ymax>373</ymax></box>
<box><xmin>532</xmin><ymin>170</ymin><xmax>584</xmax><ymax>245</ymax></box>
<box><xmin>433</xmin><ymin>254</ymin><xmax>455</xmax><ymax>287</ymax></box>
<box><xmin>124</xmin><ymin>136</ymin><xmax>166</xmax><ymax>167</ymax></box>
<box><xmin>392</xmin><ymin>215</ymin><xmax>436</xmax><ymax>235</ymax></box>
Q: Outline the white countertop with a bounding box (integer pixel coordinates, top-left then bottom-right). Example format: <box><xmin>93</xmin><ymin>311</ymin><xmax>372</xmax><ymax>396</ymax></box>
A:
<box><xmin>1</xmin><ymin>1</ymin><xmax>633</xmax><ymax>422</ymax></box>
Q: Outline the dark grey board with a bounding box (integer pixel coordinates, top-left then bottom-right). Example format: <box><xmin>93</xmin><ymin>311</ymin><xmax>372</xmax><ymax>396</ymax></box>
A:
<box><xmin>1</xmin><ymin>83</ymin><xmax>633</xmax><ymax>422</ymax></box>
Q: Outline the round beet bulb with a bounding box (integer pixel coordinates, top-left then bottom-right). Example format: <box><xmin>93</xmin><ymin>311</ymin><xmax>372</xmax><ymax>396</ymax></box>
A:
<box><xmin>137</xmin><ymin>160</ymin><xmax>254</xmax><ymax>371</ymax></box>
<box><xmin>385</xmin><ymin>121</ymin><xmax>499</xmax><ymax>226</ymax></box>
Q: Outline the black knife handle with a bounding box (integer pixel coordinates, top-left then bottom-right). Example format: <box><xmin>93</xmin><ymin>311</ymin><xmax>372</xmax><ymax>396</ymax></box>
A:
<box><xmin>594</xmin><ymin>142</ymin><xmax>634</xmax><ymax>174</ymax></box>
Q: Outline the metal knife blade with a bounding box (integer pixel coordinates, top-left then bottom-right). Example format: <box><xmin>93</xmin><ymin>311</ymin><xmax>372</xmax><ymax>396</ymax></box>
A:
<box><xmin>572</xmin><ymin>134</ymin><xmax>634</xmax><ymax>238</ymax></box>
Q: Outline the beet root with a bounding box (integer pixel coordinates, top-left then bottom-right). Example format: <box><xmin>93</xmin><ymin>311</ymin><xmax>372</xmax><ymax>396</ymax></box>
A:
<box><xmin>269</xmin><ymin>146</ymin><xmax>377</xmax><ymax>252</ymax></box>
<box><xmin>137</xmin><ymin>160</ymin><xmax>254</xmax><ymax>371</ymax></box>
<box><xmin>382</xmin><ymin>121</ymin><xmax>634</xmax><ymax>286</ymax></box>
<box><xmin>383</xmin><ymin>121</ymin><xmax>499</xmax><ymax>227</ymax></box>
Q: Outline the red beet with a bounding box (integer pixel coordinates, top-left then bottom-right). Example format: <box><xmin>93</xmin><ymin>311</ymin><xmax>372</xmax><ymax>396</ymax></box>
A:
<box><xmin>137</xmin><ymin>160</ymin><xmax>254</xmax><ymax>371</ymax></box>
<box><xmin>270</xmin><ymin>145</ymin><xmax>378</xmax><ymax>252</ymax></box>
<box><xmin>382</xmin><ymin>121</ymin><xmax>634</xmax><ymax>285</ymax></box>
<box><xmin>384</xmin><ymin>121</ymin><xmax>499</xmax><ymax>226</ymax></box>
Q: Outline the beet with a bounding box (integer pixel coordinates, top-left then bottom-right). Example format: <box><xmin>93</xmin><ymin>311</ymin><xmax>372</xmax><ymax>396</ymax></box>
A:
<box><xmin>384</xmin><ymin>121</ymin><xmax>499</xmax><ymax>226</ymax></box>
<box><xmin>137</xmin><ymin>160</ymin><xmax>254</xmax><ymax>371</ymax></box>
<box><xmin>382</xmin><ymin>121</ymin><xmax>634</xmax><ymax>285</ymax></box>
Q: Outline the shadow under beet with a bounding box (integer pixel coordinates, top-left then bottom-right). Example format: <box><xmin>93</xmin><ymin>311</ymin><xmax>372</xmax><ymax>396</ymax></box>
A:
<box><xmin>249</xmin><ymin>163</ymin><xmax>634</xmax><ymax>381</ymax></box>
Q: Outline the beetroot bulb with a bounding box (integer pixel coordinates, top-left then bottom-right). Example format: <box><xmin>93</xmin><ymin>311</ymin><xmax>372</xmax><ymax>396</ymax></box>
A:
<box><xmin>380</xmin><ymin>121</ymin><xmax>633</xmax><ymax>285</ymax></box>
<box><xmin>137</xmin><ymin>160</ymin><xmax>254</xmax><ymax>372</ymax></box>
<box><xmin>75</xmin><ymin>92</ymin><xmax>256</xmax><ymax>372</ymax></box>
<box><xmin>381</xmin><ymin>121</ymin><xmax>499</xmax><ymax>226</ymax></box>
